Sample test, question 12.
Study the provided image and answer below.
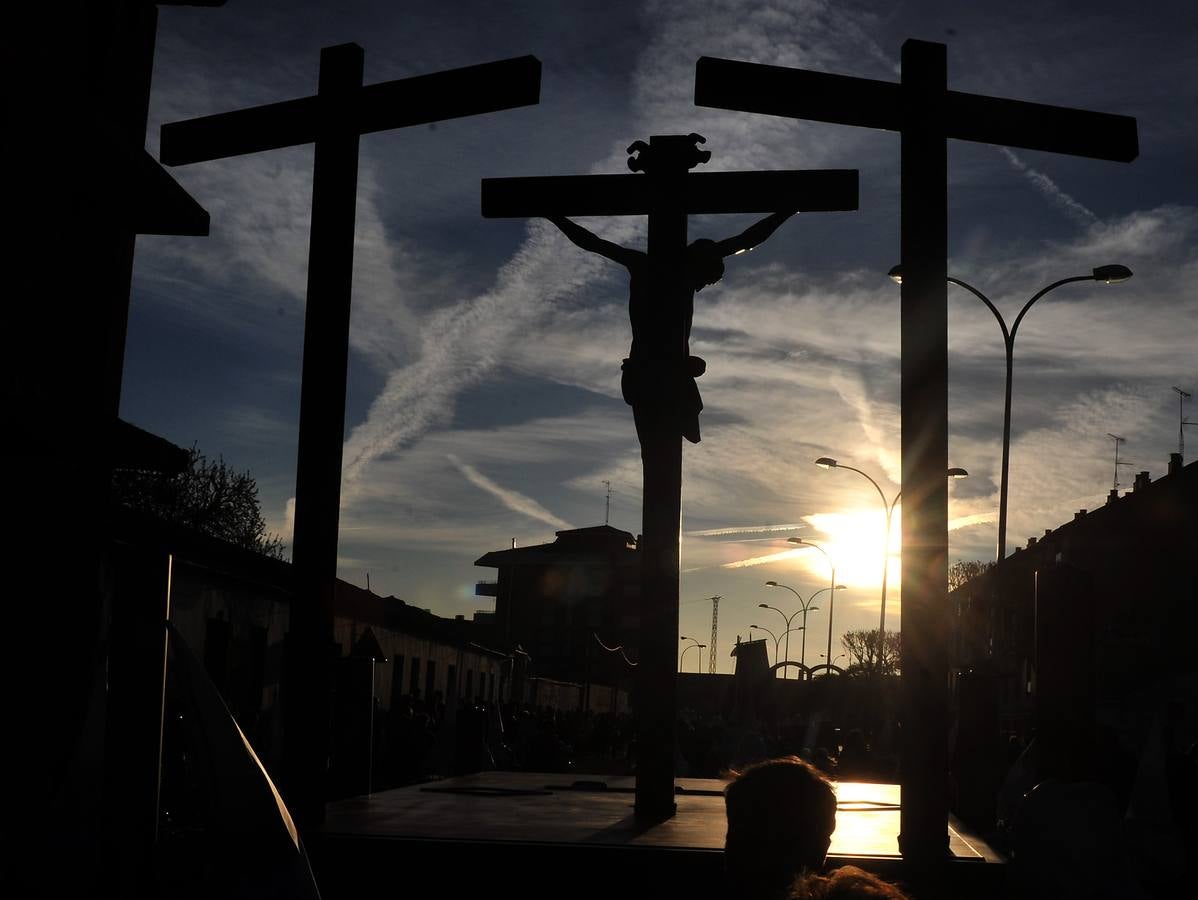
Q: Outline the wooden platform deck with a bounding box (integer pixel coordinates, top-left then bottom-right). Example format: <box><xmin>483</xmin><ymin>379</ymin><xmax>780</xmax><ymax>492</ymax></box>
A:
<box><xmin>310</xmin><ymin>772</ymin><xmax>1004</xmax><ymax>899</ymax></box>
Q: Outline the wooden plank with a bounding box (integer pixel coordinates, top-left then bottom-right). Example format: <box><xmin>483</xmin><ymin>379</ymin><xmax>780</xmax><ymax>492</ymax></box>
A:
<box><xmin>356</xmin><ymin>55</ymin><xmax>541</xmax><ymax>135</ymax></box>
<box><xmin>896</xmin><ymin>39</ymin><xmax>950</xmax><ymax>863</ymax></box>
<box><xmin>945</xmin><ymin>91</ymin><xmax>1138</xmax><ymax>162</ymax></box>
<box><xmin>695</xmin><ymin>56</ymin><xmax>1138</xmax><ymax>162</ymax></box>
<box><xmin>161</xmin><ymin>96</ymin><xmax>316</xmax><ymax>165</ymax></box>
<box><xmin>161</xmin><ymin>54</ymin><xmax>541</xmax><ymax>166</ymax></box>
<box><xmin>319</xmin><ymin>772</ymin><xmax>985</xmax><ymax>861</ymax></box>
<box><xmin>482</xmin><ymin>170</ymin><xmax>858</xmax><ymax>217</ymax></box>
<box><xmin>696</xmin><ymin>56</ymin><xmax>903</xmax><ymax>132</ymax></box>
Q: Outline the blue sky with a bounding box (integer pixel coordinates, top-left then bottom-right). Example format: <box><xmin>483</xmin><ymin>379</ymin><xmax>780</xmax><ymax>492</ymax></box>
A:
<box><xmin>126</xmin><ymin>1</ymin><xmax>1197</xmax><ymax>672</ymax></box>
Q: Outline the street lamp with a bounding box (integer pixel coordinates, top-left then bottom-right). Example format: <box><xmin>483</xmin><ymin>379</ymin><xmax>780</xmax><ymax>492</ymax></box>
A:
<box><xmin>819</xmin><ymin>652</ymin><xmax>846</xmax><ymax>670</ymax></box>
<box><xmin>813</xmin><ymin>459</ymin><xmax>967</xmax><ymax>639</ymax></box>
<box><xmin>680</xmin><ymin>636</ymin><xmax>705</xmax><ymax>673</ymax></box>
<box><xmin>888</xmin><ymin>263</ymin><xmax>1132</xmax><ymax>560</ymax></box>
<box><xmin>763</xmin><ymin>582</ymin><xmax>841</xmax><ymax>678</ymax></box>
<box><xmin>787</xmin><ymin>537</ymin><xmax>841</xmax><ymax>679</ymax></box>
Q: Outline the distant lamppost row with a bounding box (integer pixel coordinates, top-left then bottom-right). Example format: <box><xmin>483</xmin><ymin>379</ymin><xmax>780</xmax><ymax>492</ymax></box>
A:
<box><xmin>763</xmin><ymin>582</ymin><xmax>845</xmax><ymax>678</ymax></box>
<box><xmin>888</xmin><ymin>264</ymin><xmax>1132</xmax><ymax>561</ymax></box>
<box><xmin>787</xmin><ymin>537</ymin><xmax>840</xmax><ymax>676</ymax></box>
<box><xmin>808</xmin><ymin>584</ymin><xmax>847</xmax><ymax>673</ymax></box>
<box><xmin>814</xmin><ymin>459</ymin><xmax>968</xmax><ymax>639</ymax></box>
<box><xmin>759</xmin><ymin>587</ymin><xmax>807</xmax><ymax>679</ymax></box>
<box><xmin>680</xmin><ymin>636</ymin><xmax>705</xmax><ymax>673</ymax></box>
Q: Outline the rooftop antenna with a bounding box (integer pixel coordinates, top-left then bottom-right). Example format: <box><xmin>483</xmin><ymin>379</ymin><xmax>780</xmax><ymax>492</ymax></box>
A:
<box><xmin>602</xmin><ymin>480</ymin><xmax>612</xmax><ymax>525</ymax></box>
<box><xmin>1173</xmin><ymin>387</ymin><xmax>1193</xmax><ymax>459</ymax></box>
<box><xmin>1106</xmin><ymin>433</ymin><xmax>1131</xmax><ymax>491</ymax></box>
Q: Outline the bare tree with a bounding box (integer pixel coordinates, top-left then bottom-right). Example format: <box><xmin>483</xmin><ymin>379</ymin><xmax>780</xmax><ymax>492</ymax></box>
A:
<box><xmin>948</xmin><ymin>559</ymin><xmax>994</xmax><ymax>592</ymax></box>
<box><xmin>113</xmin><ymin>446</ymin><xmax>286</xmax><ymax>560</ymax></box>
<box><xmin>840</xmin><ymin>629</ymin><xmax>901</xmax><ymax>675</ymax></box>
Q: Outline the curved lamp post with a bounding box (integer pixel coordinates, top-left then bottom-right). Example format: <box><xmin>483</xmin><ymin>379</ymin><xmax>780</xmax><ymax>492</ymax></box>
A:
<box><xmin>813</xmin><ymin>459</ymin><xmax>968</xmax><ymax>640</ymax></box>
<box><xmin>763</xmin><ymin>582</ymin><xmax>845</xmax><ymax>678</ymax></box>
<box><xmin>787</xmin><ymin>537</ymin><xmax>840</xmax><ymax>678</ymax></box>
<box><xmin>760</xmin><ymin>587</ymin><xmax>808</xmax><ymax>679</ymax></box>
<box><xmin>749</xmin><ymin>624</ymin><xmax>781</xmax><ymax>671</ymax></box>
<box><xmin>889</xmin><ymin>263</ymin><xmax>1132</xmax><ymax>560</ymax></box>
<box><xmin>680</xmin><ymin>636</ymin><xmax>705</xmax><ymax>673</ymax></box>
<box><xmin>819</xmin><ymin>652</ymin><xmax>846</xmax><ymax>671</ymax></box>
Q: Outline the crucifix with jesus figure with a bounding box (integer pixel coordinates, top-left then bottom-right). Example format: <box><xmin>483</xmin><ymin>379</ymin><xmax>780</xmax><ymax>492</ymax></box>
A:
<box><xmin>482</xmin><ymin>136</ymin><xmax>858</xmax><ymax>820</ymax></box>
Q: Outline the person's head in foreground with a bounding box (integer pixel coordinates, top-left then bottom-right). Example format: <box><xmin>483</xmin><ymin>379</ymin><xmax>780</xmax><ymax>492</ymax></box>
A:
<box><xmin>725</xmin><ymin>756</ymin><xmax>838</xmax><ymax>899</ymax></box>
<box><xmin>788</xmin><ymin>866</ymin><xmax>911</xmax><ymax>899</ymax></box>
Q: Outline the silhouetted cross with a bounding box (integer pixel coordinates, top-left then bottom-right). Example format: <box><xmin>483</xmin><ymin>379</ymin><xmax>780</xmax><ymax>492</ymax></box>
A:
<box><xmin>696</xmin><ymin>38</ymin><xmax>1137</xmax><ymax>861</ymax></box>
<box><xmin>482</xmin><ymin>137</ymin><xmax>857</xmax><ymax>821</ymax></box>
<box><xmin>160</xmin><ymin>44</ymin><xmax>540</xmax><ymax>827</ymax></box>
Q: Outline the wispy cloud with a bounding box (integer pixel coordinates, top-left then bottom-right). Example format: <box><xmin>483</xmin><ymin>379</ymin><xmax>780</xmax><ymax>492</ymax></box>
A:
<box><xmin>686</xmin><ymin>523</ymin><xmax>808</xmax><ymax>537</ymax></box>
<box><xmin>720</xmin><ymin>548</ymin><xmax>805</xmax><ymax>569</ymax></box>
<box><xmin>447</xmin><ymin>453</ymin><xmax>572</xmax><ymax>531</ymax></box>
<box><xmin>996</xmin><ymin>147</ymin><xmax>1098</xmax><ymax>228</ymax></box>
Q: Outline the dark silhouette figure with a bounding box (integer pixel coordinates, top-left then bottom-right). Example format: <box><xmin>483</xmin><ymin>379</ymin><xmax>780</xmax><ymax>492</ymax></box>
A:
<box><xmin>547</xmin><ymin>209</ymin><xmax>796</xmax><ymax>443</ymax></box>
<box><xmin>836</xmin><ymin>729</ymin><xmax>874</xmax><ymax>781</ymax></box>
<box><xmin>724</xmin><ymin>756</ymin><xmax>837</xmax><ymax>900</ymax></box>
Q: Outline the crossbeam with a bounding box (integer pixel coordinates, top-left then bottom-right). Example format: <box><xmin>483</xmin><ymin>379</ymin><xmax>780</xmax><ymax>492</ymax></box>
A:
<box><xmin>482</xmin><ymin>169</ymin><xmax>857</xmax><ymax>217</ymax></box>
<box><xmin>695</xmin><ymin>56</ymin><xmax>1138</xmax><ymax>162</ymax></box>
<box><xmin>161</xmin><ymin>55</ymin><xmax>541</xmax><ymax>164</ymax></box>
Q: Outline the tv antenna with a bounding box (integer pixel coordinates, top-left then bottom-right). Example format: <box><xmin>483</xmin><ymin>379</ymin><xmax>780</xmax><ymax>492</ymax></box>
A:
<box><xmin>602</xmin><ymin>480</ymin><xmax>612</xmax><ymax>525</ymax></box>
<box><xmin>1173</xmin><ymin>387</ymin><xmax>1194</xmax><ymax>459</ymax></box>
<box><xmin>1106</xmin><ymin>433</ymin><xmax>1132</xmax><ymax>491</ymax></box>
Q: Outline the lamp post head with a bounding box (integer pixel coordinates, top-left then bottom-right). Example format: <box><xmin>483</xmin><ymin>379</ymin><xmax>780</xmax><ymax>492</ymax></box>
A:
<box><xmin>1093</xmin><ymin>264</ymin><xmax>1133</xmax><ymax>284</ymax></box>
<box><xmin>680</xmin><ymin>636</ymin><xmax>691</xmax><ymax>642</ymax></box>
<box><xmin>765</xmin><ymin>581</ymin><xmax>778</xmax><ymax>587</ymax></box>
<box><xmin>815</xmin><ymin>457</ymin><xmax>838</xmax><ymax>469</ymax></box>
<box><xmin>786</xmin><ymin>537</ymin><xmax>804</xmax><ymax>545</ymax></box>
<box><xmin>835</xmin><ymin>584</ymin><xmax>848</xmax><ymax>590</ymax></box>
<box><xmin>948</xmin><ymin>467</ymin><xmax>969</xmax><ymax>478</ymax></box>
<box><xmin>887</xmin><ymin>265</ymin><xmax>904</xmax><ymax>284</ymax></box>
<box><xmin>758</xmin><ymin>603</ymin><xmax>769</xmax><ymax>608</ymax></box>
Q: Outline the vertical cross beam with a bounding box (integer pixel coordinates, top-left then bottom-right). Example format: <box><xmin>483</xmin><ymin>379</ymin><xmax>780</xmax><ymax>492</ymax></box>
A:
<box><xmin>285</xmin><ymin>42</ymin><xmax>363</xmax><ymax>831</ymax></box>
<box><xmin>634</xmin><ymin>135</ymin><xmax>689</xmax><ymax>821</ymax></box>
<box><xmin>898</xmin><ymin>40</ymin><xmax>949</xmax><ymax>861</ymax></box>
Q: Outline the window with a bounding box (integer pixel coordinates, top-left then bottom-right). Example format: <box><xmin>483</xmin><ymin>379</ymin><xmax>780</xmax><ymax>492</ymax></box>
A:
<box><xmin>410</xmin><ymin>657</ymin><xmax>420</xmax><ymax>695</ymax></box>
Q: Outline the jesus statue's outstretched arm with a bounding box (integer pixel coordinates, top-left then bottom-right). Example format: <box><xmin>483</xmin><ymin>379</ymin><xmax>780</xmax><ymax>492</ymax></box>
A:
<box><xmin>547</xmin><ymin>216</ymin><xmax>644</xmax><ymax>269</ymax></box>
<box><xmin>712</xmin><ymin>209</ymin><xmax>799</xmax><ymax>258</ymax></box>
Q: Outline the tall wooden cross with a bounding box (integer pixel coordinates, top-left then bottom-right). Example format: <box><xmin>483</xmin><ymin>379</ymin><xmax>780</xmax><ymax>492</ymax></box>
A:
<box><xmin>695</xmin><ymin>39</ymin><xmax>1137</xmax><ymax>863</ymax></box>
<box><xmin>161</xmin><ymin>44</ymin><xmax>540</xmax><ymax>827</ymax></box>
<box><xmin>482</xmin><ymin>137</ymin><xmax>857</xmax><ymax>820</ymax></box>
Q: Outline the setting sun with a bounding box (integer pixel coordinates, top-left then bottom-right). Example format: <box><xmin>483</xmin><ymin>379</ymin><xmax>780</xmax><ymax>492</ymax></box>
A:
<box><xmin>794</xmin><ymin>508</ymin><xmax>901</xmax><ymax>592</ymax></box>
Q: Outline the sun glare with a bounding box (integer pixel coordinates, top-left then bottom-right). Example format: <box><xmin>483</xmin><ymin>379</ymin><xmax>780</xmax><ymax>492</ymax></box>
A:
<box><xmin>797</xmin><ymin>509</ymin><xmax>901</xmax><ymax>591</ymax></box>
